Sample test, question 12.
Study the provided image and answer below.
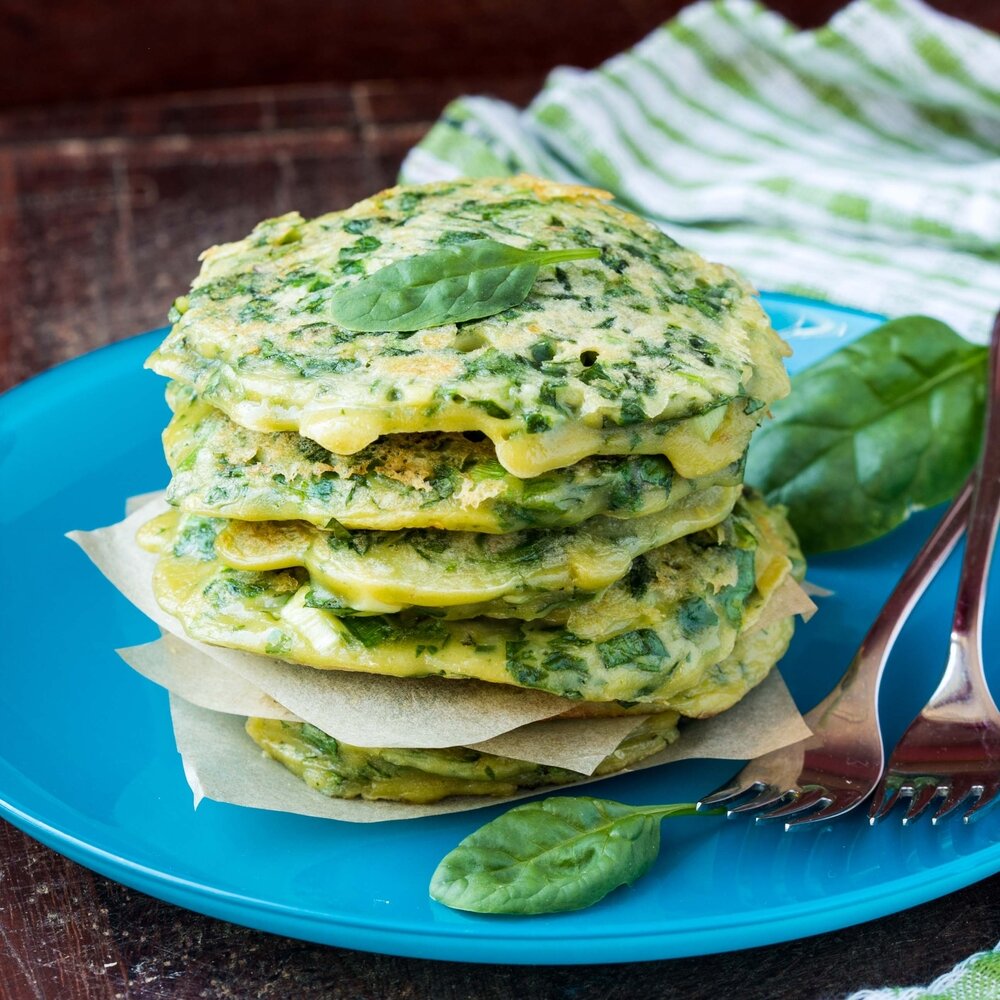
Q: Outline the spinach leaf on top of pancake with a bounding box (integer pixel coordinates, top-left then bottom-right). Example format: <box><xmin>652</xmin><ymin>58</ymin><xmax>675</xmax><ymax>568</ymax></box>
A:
<box><xmin>148</xmin><ymin>176</ymin><xmax>789</xmax><ymax>478</ymax></box>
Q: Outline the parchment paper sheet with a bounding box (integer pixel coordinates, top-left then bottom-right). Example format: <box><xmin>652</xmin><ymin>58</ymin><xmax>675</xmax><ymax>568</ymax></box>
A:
<box><xmin>170</xmin><ymin>663</ymin><xmax>811</xmax><ymax>823</ymax></box>
<box><xmin>118</xmin><ymin>635</ymin><xmax>648</xmax><ymax>773</ymax></box>
<box><xmin>118</xmin><ymin>634</ymin><xmax>300</xmax><ymax>722</ymax></box>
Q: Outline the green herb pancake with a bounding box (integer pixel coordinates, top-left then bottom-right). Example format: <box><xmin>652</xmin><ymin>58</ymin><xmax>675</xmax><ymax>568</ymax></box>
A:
<box><xmin>246</xmin><ymin>712</ymin><xmax>681</xmax><ymax>804</ymax></box>
<box><xmin>203</xmin><ymin>482</ymin><xmax>740</xmax><ymax>620</ymax></box>
<box><xmin>147</xmin><ymin>176</ymin><xmax>790</xmax><ymax>478</ymax></box>
<box><xmin>138</xmin><ymin>492</ymin><xmax>801</xmax><ymax>706</ymax></box>
<box><xmin>243</xmin><ymin>616</ymin><xmax>792</xmax><ymax>803</ymax></box>
<box><xmin>163</xmin><ymin>383</ymin><xmax>745</xmax><ymax>533</ymax></box>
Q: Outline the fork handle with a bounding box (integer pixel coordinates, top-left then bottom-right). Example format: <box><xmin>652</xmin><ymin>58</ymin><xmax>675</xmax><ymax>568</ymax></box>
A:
<box><xmin>805</xmin><ymin>472</ymin><xmax>972</xmax><ymax>733</ymax></box>
<box><xmin>863</xmin><ymin>312</ymin><xmax>1000</xmax><ymax>663</ymax></box>
<box><xmin>861</xmin><ymin>479</ymin><xmax>973</xmax><ymax>659</ymax></box>
<box><xmin>953</xmin><ymin>310</ymin><xmax>1000</xmax><ymax>643</ymax></box>
<box><xmin>935</xmin><ymin>310</ymin><xmax>1000</xmax><ymax>706</ymax></box>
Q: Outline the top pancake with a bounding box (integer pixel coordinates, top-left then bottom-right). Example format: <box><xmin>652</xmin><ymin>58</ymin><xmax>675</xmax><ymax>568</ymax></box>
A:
<box><xmin>148</xmin><ymin>176</ymin><xmax>789</xmax><ymax>478</ymax></box>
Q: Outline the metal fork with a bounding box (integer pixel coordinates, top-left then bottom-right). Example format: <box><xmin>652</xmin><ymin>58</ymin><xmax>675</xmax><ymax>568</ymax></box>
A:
<box><xmin>698</xmin><ymin>478</ymin><xmax>972</xmax><ymax>829</ymax></box>
<box><xmin>869</xmin><ymin>312</ymin><xmax>1000</xmax><ymax>826</ymax></box>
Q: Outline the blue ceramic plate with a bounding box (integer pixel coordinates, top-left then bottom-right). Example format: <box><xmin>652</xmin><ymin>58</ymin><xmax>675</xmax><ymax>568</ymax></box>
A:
<box><xmin>0</xmin><ymin>293</ymin><xmax>997</xmax><ymax>964</ymax></box>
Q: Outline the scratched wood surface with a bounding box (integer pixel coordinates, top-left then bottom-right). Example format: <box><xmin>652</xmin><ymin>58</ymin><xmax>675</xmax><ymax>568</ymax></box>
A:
<box><xmin>0</xmin><ymin>0</ymin><xmax>901</xmax><ymax>107</ymax></box>
<box><xmin>2</xmin><ymin>814</ymin><xmax>999</xmax><ymax>999</ymax></box>
<box><xmin>3</xmin><ymin>2</ymin><xmax>1000</xmax><ymax>997</ymax></box>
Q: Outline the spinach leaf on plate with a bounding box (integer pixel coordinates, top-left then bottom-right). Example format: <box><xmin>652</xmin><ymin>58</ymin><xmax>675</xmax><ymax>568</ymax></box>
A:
<box><xmin>746</xmin><ymin>315</ymin><xmax>987</xmax><ymax>554</ymax></box>
<box><xmin>330</xmin><ymin>239</ymin><xmax>599</xmax><ymax>333</ymax></box>
<box><xmin>430</xmin><ymin>796</ymin><xmax>705</xmax><ymax>915</ymax></box>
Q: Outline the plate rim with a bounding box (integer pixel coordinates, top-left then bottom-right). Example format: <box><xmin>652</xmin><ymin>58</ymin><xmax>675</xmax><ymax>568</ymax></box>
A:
<box><xmin>4</xmin><ymin>787</ymin><xmax>999</xmax><ymax>964</ymax></box>
<box><xmin>2</xmin><ymin>292</ymin><xmax>996</xmax><ymax>965</ymax></box>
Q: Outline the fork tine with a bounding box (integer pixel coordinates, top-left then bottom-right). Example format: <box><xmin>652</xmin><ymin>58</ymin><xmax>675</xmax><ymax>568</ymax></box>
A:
<box><xmin>963</xmin><ymin>780</ymin><xmax>1000</xmax><ymax>823</ymax></box>
<box><xmin>868</xmin><ymin>781</ymin><xmax>904</xmax><ymax>824</ymax></box>
<box><xmin>697</xmin><ymin>779</ymin><xmax>765</xmax><ymax>811</ymax></box>
<box><xmin>902</xmin><ymin>783</ymin><xmax>944</xmax><ymax>826</ymax></box>
<box><xmin>726</xmin><ymin>786</ymin><xmax>792</xmax><ymax>817</ymax></box>
<box><xmin>755</xmin><ymin>787</ymin><xmax>830</xmax><ymax>823</ymax></box>
<box><xmin>784</xmin><ymin>794</ymin><xmax>864</xmax><ymax>829</ymax></box>
<box><xmin>930</xmin><ymin>779</ymin><xmax>977</xmax><ymax>825</ymax></box>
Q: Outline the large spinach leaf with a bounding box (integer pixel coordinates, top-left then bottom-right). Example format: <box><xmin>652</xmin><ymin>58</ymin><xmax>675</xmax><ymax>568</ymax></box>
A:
<box><xmin>747</xmin><ymin>316</ymin><xmax>987</xmax><ymax>553</ymax></box>
<box><xmin>330</xmin><ymin>239</ymin><xmax>599</xmax><ymax>332</ymax></box>
<box><xmin>429</xmin><ymin>796</ymin><xmax>703</xmax><ymax>915</ymax></box>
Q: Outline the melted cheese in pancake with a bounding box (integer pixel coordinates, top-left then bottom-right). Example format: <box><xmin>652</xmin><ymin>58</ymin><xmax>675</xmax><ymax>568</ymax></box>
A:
<box><xmin>148</xmin><ymin>176</ymin><xmax>789</xmax><ymax>477</ymax></box>
<box><xmin>139</xmin><ymin>492</ymin><xmax>800</xmax><ymax>706</ymax></box>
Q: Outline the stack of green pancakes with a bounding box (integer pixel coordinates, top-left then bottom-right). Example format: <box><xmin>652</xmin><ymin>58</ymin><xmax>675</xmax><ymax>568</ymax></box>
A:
<box><xmin>140</xmin><ymin>176</ymin><xmax>803</xmax><ymax>805</ymax></box>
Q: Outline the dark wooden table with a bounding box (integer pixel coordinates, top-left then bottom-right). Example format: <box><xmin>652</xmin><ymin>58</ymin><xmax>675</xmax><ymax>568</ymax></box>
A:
<box><xmin>3</xmin><ymin>3</ymin><xmax>1000</xmax><ymax>997</ymax></box>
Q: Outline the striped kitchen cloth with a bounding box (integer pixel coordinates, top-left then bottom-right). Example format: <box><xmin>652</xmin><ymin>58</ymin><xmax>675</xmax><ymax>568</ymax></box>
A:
<box><xmin>400</xmin><ymin>0</ymin><xmax>1000</xmax><ymax>342</ymax></box>
<box><xmin>847</xmin><ymin>941</ymin><xmax>1000</xmax><ymax>999</ymax></box>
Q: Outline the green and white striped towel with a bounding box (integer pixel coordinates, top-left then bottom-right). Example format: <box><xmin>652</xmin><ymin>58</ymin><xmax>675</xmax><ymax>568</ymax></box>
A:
<box><xmin>847</xmin><ymin>941</ymin><xmax>1000</xmax><ymax>999</ymax></box>
<box><xmin>400</xmin><ymin>0</ymin><xmax>1000</xmax><ymax>343</ymax></box>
